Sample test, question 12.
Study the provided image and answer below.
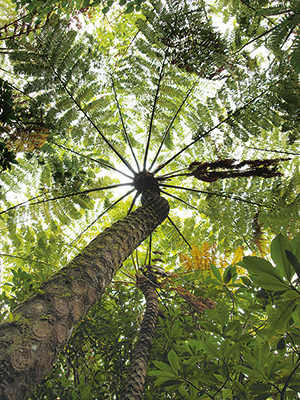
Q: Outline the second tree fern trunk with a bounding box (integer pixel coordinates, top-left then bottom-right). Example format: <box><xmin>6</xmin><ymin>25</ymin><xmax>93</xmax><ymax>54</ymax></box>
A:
<box><xmin>121</xmin><ymin>275</ymin><xmax>160</xmax><ymax>400</ymax></box>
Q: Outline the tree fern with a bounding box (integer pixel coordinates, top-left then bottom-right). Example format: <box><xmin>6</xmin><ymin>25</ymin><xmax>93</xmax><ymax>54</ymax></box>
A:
<box><xmin>1</xmin><ymin>0</ymin><xmax>299</xmax><ymax>271</ymax></box>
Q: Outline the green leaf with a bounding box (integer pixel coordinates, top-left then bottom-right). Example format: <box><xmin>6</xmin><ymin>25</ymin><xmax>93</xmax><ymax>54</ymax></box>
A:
<box><xmin>221</xmin><ymin>388</ymin><xmax>232</xmax><ymax>399</ymax></box>
<box><xmin>148</xmin><ymin>369</ymin><xmax>177</xmax><ymax>378</ymax></box>
<box><xmin>154</xmin><ymin>376</ymin><xmax>175</xmax><ymax>386</ymax></box>
<box><xmin>241</xmin><ymin>276</ymin><xmax>252</xmax><ymax>286</ymax></box>
<box><xmin>235</xmin><ymin>365</ymin><xmax>264</xmax><ymax>381</ymax></box>
<box><xmin>221</xmin><ymin>341</ymin><xmax>240</xmax><ymax>358</ymax></box>
<box><xmin>240</xmin><ymin>257</ymin><xmax>282</xmax><ymax>279</ymax></box>
<box><xmin>199</xmin><ymin>321</ymin><xmax>221</xmax><ymax>335</ymax></box>
<box><xmin>203</xmin><ymin>342</ymin><xmax>219</xmax><ymax>359</ymax></box>
<box><xmin>291</xmin><ymin>232</ymin><xmax>300</xmax><ymax>261</ymax></box>
<box><xmin>267</xmin><ymin>299</ymin><xmax>297</xmax><ymax>335</ymax></box>
<box><xmin>210</xmin><ymin>262</ymin><xmax>222</xmax><ymax>282</ymax></box>
<box><xmin>232</xmin><ymin>380</ymin><xmax>248</xmax><ymax>397</ymax></box>
<box><xmin>125</xmin><ymin>2</ymin><xmax>134</xmax><ymax>13</ymax></box>
<box><xmin>152</xmin><ymin>360</ymin><xmax>176</xmax><ymax>375</ymax></box>
<box><xmin>239</xmin><ymin>257</ymin><xmax>288</xmax><ymax>291</ymax></box>
<box><xmin>223</xmin><ymin>265</ymin><xmax>232</xmax><ymax>284</ymax></box>
<box><xmin>277</xmin><ymin>338</ymin><xmax>285</xmax><ymax>350</ymax></box>
<box><xmin>178</xmin><ymin>385</ymin><xmax>189</xmax><ymax>397</ymax></box>
<box><xmin>220</xmin><ymin>304</ymin><xmax>229</xmax><ymax>327</ymax></box>
<box><xmin>285</xmin><ymin>250</ymin><xmax>300</xmax><ymax>280</ymax></box>
<box><xmin>271</xmin><ymin>234</ymin><xmax>293</xmax><ymax>281</ymax></box>
<box><xmin>189</xmin><ymin>378</ymin><xmax>199</xmax><ymax>400</ymax></box>
<box><xmin>167</xmin><ymin>350</ymin><xmax>179</xmax><ymax>375</ymax></box>
<box><xmin>249</xmin><ymin>275</ymin><xmax>289</xmax><ymax>291</ymax></box>
<box><xmin>243</xmin><ymin>352</ymin><xmax>268</xmax><ymax>380</ymax></box>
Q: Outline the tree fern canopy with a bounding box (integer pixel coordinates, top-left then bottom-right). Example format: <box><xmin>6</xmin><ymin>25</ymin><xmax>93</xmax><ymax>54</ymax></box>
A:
<box><xmin>0</xmin><ymin>0</ymin><xmax>299</xmax><ymax>259</ymax></box>
<box><xmin>1</xmin><ymin>0</ymin><xmax>300</xmax><ymax>398</ymax></box>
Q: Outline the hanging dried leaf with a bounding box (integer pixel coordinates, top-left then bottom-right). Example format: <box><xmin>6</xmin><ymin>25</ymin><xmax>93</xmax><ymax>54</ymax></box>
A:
<box><xmin>186</xmin><ymin>158</ymin><xmax>289</xmax><ymax>182</ymax></box>
<box><xmin>174</xmin><ymin>286</ymin><xmax>215</xmax><ymax>313</ymax></box>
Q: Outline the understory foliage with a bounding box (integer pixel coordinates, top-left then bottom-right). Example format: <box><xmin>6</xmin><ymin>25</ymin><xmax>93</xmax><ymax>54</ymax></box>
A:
<box><xmin>4</xmin><ymin>233</ymin><xmax>299</xmax><ymax>400</ymax></box>
<box><xmin>1</xmin><ymin>0</ymin><xmax>300</xmax><ymax>398</ymax></box>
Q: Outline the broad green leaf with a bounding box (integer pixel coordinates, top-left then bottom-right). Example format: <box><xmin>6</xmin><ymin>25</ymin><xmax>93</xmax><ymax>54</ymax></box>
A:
<box><xmin>267</xmin><ymin>299</ymin><xmax>298</xmax><ymax>335</ymax></box>
<box><xmin>149</xmin><ymin>370</ymin><xmax>177</xmax><ymax>378</ymax></box>
<box><xmin>243</xmin><ymin>351</ymin><xmax>268</xmax><ymax>380</ymax></box>
<box><xmin>210</xmin><ymin>263</ymin><xmax>222</xmax><ymax>282</ymax></box>
<box><xmin>203</xmin><ymin>342</ymin><xmax>219</xmax><ymax>359</ymax></box>
<box><xmin>271</xmin><ymin>233</ymin><xmax>293</xmax><ymax>281</ymax></box>
<box><xmin>189</xmin><ymin>378</ymin><xmax>199</xmax><ymax>400</ymax></box>
<box><xmin>240</xmin><ymin>256</ymin><xmax>282</xmax><ymax>279</ymax></box>
<box><xmin>235</xmin><ymin>365</ymin><xmax>264</xmax><ymax>381</ymax></box>
<box><xmin>185</xmin><ymin>355</ymin><xmax>202</xmax><ymax>366</ymax></box>
<box><xmin>199</xmin><ymin>321</ymin><xmax>221</xmax><ymax>335</ymax></box>
<box><xmin>239</xmin><ymin>257</ymin><xmax>288</xmax><ymax>291</ymax></box>
<box><xmin>232</xmin><ymin>380</ymin><xmax>248</xmax><ymax>397</ymax></box>
<box><xmin>154</xmin><ymin>376</ymin><xmax>175</xmax><ymax>386</ymax></box>
<box><xmin>178</xmin><ymin>385</ymin><xmax>189</xmax><ymax>398</ymax></box>
<box><xmin>258</xmin><ymin>342</ymin><xmax>271</xmax><ymax>366</ymax></box>
<box><xmin>285</xmin><ymin>250</ymin><xmax>300</xmax><ymax>280</ymax></box>
<box><xmin>167</xmin><ymin>349</ymin><xmax>179</xmax><ymax>375</ymax></box>
<box><xmin>221</xmin><ymin>341</ymin><xmax>240</xmax><ymax>358</ymax></box>
<box><xmin>248</xmin><ymin>274</ymin><xmax>288</xmax><ymax>291</ymax></box>
<box><xmin>152</xmin><ymin>360</ymin><xmax>176</xmax><ymax>375</ymax></box>
<box><xmin>276</xmin><ymin>338</ymin><xmax>285</xmax><ymax>350</ymax></box>
<box><xmin>220</xmin><ymin>303</ymin><xmax>229</xmax><ymax>327</ymax></box>
<box><xmin>291</xmin><ymin>232</ymin><xmax>300</xmax><ymax>260</ymax></box>
<box><xmin>223</xmin><ymin>265</ymin><xmax>234</xmax><ymax>284</ymax></box>
<box><xmin>221</xmin><ymin>388</ymin><xmax>232</xmax><ymax>399</ymax></box>
<box><xmin>259</xmin><ymin>279</ymin><xmax>289</xmax><ymax>291</ymax></box>
<box><xmin>241</xmin><ymin>276</ymin><xmax>252</xmax><ymax>286</ymax></box>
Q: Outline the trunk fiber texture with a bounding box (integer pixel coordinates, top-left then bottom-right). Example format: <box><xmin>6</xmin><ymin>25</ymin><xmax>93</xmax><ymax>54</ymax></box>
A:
<box><xmin>0</xmin><ymin>193</ymin><xmax>169</xmax><ymax>400</ymax></box>
<box><xmin>120</xmin><ymin>275</ymin><xmax>159</xmax><ymax>400</ymax></box>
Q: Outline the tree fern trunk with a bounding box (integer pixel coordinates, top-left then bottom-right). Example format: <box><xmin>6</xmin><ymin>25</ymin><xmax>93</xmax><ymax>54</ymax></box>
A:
<box><xmin>0</xmin><ymin>194</ymin><xmax>169</xmax><ymax>400</ymax></box>
<box><xmin>120</xmin><ymin>275</ymin><xmax>159</xmax><ymax>400</ymax></box>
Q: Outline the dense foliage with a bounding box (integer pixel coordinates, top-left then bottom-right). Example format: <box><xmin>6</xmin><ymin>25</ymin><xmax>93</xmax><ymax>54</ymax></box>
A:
<box><xmin>1</xmin><ymin>0</ymin><xmax>300</xmax><ymax>398</ymax></box>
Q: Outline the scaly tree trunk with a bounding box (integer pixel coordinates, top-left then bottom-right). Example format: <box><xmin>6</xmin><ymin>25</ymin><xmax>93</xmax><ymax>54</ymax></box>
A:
<box><xmin>0</xmin><ymin>193</ymin><xmax>169</xmax><ymax>400</ymax></box>
<box><xmin>120</xmin><ymin>275</ymin><xmax>159</xmax><ymax>400</ymax></box>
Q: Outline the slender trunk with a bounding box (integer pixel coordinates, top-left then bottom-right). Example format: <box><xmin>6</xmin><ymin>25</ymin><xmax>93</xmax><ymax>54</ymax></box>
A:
<box><xmin>120</xmin><ymin>275</ymin><xmax>159</xmax><ymax>400</ymax></box>
<box><xmin>0</xmin><ymin>194</ymin><xmax>169</xmax><ymax>400</ymax></box>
